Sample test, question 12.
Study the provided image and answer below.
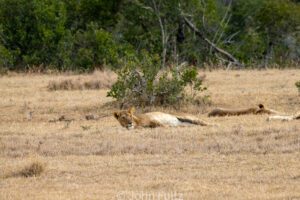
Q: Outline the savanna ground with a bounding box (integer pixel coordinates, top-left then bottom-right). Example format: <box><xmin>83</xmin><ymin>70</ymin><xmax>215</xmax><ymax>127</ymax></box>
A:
<box><xmin>0</xmin><ymin>70</ymin><xmax>299</xmax><ymax>200</ymax></box>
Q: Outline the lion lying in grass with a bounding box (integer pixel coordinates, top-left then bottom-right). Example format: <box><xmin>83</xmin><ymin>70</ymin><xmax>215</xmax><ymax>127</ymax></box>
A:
<box><xmin>267</xmin><ymin>112</ymin><xmax>300</xmax><ymax>121</ymax></box>
<box><xmin>208</xmin><ymin>104</ymin><xmax>281</xmax><ymax>117</ymax></box>
<box><xmin>114</xmin><ymin>107</ymin><xmax>214</xmax><ymax>129</ymax></box>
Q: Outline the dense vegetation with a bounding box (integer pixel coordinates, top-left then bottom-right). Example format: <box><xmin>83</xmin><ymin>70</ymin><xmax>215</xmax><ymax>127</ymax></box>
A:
<box><xmin>107</xmin><ymin>53</ymin><xmax>207</xmax><ymax>106</ymax></box>
<box><xmin>0</xmin><ymin>0</ymin><xmax>299</xmax><ymax>71</ymax></box>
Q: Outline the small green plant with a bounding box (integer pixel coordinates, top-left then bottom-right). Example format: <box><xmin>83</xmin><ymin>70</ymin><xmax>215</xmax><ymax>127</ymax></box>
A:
<box><xmin>296</xmin><ymin>81</ymin><xmax>300</xmax><ymax>93</ymax></box>
<box><xmin>107</xmin><ymin>52</ymin><xmax>207</xmax><ymax>106</ymax></box>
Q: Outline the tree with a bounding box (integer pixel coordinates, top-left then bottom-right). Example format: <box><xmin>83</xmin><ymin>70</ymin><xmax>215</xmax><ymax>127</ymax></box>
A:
<box><xmin>0</xmin><ymin>0</ymin><xmax>299</xmax><ymax>70</ymax></box>
<box><xmin>0</xmin><ymin>0</ymin><xmax>67</xmax><ymax>69</ymax></box>
<box><xmin>62</xmin><ymin>0</ymin><xmax>122</xmax><ymax>31</ymax></box>
<box><xmin>120</xmin><ymin>0</ymin><xmax>181</xmax><ymax>68</ymax></box>
<box><xmin>228</xmin><ymin>0</ymin><xmax>300</xmax><ymax>65</ymax></box>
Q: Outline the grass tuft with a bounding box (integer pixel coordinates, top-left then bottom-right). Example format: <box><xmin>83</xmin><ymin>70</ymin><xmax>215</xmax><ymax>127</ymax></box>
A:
<box><xmin>13</xmin><ymin>161</ymin><xmax>45</xmax><ymax>178</ymax></box>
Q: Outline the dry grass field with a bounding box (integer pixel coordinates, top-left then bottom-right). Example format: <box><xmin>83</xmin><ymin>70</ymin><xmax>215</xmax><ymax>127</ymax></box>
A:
<box><xmin>0</xmin><ymin>70</ymin><xmax>299</xmax><ymax>200</ymax></box>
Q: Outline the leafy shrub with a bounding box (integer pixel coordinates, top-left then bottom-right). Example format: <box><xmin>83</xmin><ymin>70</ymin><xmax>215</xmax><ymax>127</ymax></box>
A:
<box><xmin>296</xmin><ymin>81</ymin><xmax>300</xmax><ymax>93</ymax></box>
<box><xmin>107</xmin><ymin>52</ymin><xmax>207</xmax><ymax>106</ymax></box>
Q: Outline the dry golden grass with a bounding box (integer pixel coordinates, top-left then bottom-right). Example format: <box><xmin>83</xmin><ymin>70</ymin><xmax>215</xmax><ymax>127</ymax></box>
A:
<box><xmin>0</xmin><ymin>69</ymin><xmax>299</xmax><ymax>199</ymax></box>
<box><xmin>47</xmin><ymin>70</ymin><xmax>117</xmax><ymax>91</ymax></box>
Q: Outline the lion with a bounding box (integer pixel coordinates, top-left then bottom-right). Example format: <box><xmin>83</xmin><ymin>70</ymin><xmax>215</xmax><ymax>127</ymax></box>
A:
<box><xmin>114</xmin><ymin>107</ymin><xmax>214</xmax><ymax>129</ymax></box>
<box><xmin>267</xmin><ymin>112</ymin><xmax>300</xmax><ymax>121</ymax></box>
<box><xmin>208</xmin><ymin>104</ymin><xmax>281</xmax><ymax>117</ymax></box>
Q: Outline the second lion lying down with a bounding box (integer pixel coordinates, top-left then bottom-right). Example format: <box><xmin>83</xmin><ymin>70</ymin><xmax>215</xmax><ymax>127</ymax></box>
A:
<box><xmin>114</xmin><ymin>107</ymin><xmax>214</xmax><ymax>129</ymax></box>
<box><xmin>208</xmin><ymin>104</ymin><xmax>281</xmax><ymax>117</ymax></box>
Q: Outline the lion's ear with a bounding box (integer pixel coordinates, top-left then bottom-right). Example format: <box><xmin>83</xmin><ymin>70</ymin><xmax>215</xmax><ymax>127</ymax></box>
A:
<box><xmin>129</xmin><ymin>107</ymin><xmax>135</xmax><ymax>114</ymax></box>
<box><xmin>258</xmin><ymin>104</ymin><xmax>264</xmax><ymax>109</ymax></box>
<box><xmin>114</xmin><ymin>112</ymin><xmax>119</xmax><ymax>119</ymax></box>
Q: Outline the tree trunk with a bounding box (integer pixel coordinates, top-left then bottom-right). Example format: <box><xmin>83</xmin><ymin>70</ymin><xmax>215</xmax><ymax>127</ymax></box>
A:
<box><xmin>151</xmin><ymin>0</ymin><xmax>167</xmax><ymax>68</ymax></box>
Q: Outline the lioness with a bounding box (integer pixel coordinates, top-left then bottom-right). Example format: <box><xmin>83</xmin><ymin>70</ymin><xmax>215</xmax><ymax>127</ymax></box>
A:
<box><xmin>208</xmin><ymin>104</ymin><xmax>281</xmax><ymax>117</ymax></box>
<box><xmin>114</xmin><ymin>107</ymin><xmax>213</xmax><ymax>129</ymax></box>
<box><xmin>267</xmin><ymin>112</ymin><xmax>300</xmax><ymax>121</ymax></box>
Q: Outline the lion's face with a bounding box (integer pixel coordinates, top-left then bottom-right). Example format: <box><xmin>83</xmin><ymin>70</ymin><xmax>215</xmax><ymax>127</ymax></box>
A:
<box><xmin>114</xmin><ymin>107</ymin><xmax>135</xmax><ymax>129</ymax></box>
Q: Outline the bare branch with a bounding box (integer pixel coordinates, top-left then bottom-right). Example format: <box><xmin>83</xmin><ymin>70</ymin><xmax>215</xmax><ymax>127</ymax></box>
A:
<box><xmin>224</xmin><ymin>31</ymin><xmax>240</xmax><ymax>44</ymax></box>
<box><xmin>210</xmin><ymin>1</ymin><xmax>232</xmax><ymax>53</ymax></box>
<box><xmin>182</xmin><ymin>16</ymin><xmax>243</xmax><ymax>67</ymax></box>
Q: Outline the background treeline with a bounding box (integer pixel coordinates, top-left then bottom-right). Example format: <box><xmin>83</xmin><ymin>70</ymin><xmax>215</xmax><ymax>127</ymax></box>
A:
<box><xmin>0</xmin><ymin>0</ymin><xmax>299</xmax><ymax>72</ymax></box>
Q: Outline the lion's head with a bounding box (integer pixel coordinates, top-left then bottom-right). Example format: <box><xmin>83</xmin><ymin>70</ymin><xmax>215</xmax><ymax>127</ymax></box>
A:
<box><xmin>114</xmin><ymin>107</ymin><xmax>135</xmax><ymax>129</ymax></box>
<box><xmin>255</xmin><ymin>104</ymin><xmax>274</xmax><ymax>114</ymax></box>
<box><xmin>256</xmin><ymin>104</ymin><xmax>265</xmax><ymax>111</ymax></box>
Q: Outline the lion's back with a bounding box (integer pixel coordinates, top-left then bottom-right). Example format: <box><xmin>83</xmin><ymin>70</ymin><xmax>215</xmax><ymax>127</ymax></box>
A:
<box><xmin>144</xmin><ymin>112</ymin><xmax>182</xmax><ymax>126</ymax></box>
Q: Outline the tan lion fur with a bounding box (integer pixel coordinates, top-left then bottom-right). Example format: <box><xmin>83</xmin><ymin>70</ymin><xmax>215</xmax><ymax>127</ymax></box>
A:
<box><xmin>114</xmin><ymin>107</ymin><xmax>213</xmax><ymax>129</ymax></box>
<box><xmin>208</xmin><ymin>104</ymin><xmax>281</xmax><ymax>117</ymax></box>
<box><xmin>267</xmin><ymin>112</ymin><xmax>300</xmax><ymax>121</ymax></box>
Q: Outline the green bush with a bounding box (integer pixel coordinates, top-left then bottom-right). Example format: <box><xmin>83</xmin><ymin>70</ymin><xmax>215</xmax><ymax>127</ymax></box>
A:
<box><xmin>296</xmin><ymin>81</ymin><xmax>300</xmax><ymax>93</ymax></box>
<box><xmin>107</xmin><ymin>52</ymin><xmax>206</xmax><ymax>106</ymax></box>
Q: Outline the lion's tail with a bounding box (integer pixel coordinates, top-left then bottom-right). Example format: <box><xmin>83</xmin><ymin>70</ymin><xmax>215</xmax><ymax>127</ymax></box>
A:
<box><xmin>176</xmin><ymin>115</ymin><xmax>217</xmax><ymax>126</ymax></box>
